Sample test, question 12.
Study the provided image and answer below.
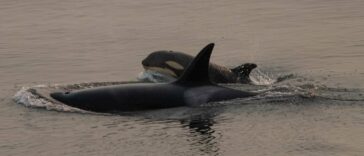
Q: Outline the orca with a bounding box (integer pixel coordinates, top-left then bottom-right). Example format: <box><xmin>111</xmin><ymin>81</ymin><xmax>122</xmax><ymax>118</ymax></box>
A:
<box><xmin>50</xmin><ymin>43</ymin><xmax>257</xmax><ymax>112</ymax></box>
<box><xmin>142</xmin><ymin>50</ymin><xmax>257</xmax><ymax>83</ymax></box>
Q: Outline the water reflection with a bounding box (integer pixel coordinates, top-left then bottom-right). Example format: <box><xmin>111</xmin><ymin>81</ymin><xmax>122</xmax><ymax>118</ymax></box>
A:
<box><xmin>181</xmin><ymin>114</ymin><xmax>220</xmax><ymax>156</ymax></box>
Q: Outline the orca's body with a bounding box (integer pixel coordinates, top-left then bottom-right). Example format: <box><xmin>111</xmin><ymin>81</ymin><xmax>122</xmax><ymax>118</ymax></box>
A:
<box><xmin>50</xmin><ymin>43</ymin><xmax>257</xmax><ymax>112</ymax></box>
<box><xmin>142</xmin><ymin>50</ymin><xmax>257</xmax><ymax>83</ymax></box>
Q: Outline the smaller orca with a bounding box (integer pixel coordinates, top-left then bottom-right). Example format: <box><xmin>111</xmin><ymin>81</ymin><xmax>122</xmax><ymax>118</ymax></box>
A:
<box><xmin>50</xmin><ymin>43</ymin><xmax>257</xmax><ymax>112</ymax></box>
<box><xmin>142</xmin><ymin>50</ymin><xmax>257</xmax><ymax>83</ymax></box>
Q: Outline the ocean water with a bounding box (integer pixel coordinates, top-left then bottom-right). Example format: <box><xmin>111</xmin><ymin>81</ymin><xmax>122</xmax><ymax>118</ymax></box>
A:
<box><xmin>1</xmin><ymin>0</ymin><xmax>364</xmax><ymax>155</ymax></box>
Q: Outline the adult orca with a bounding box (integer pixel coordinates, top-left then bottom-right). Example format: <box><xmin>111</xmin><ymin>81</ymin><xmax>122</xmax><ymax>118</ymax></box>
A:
<box><xmin>50</xmin><ymin>43</ymin><xmax>257</xmax><ymax>112</ymax></box>
<box><xmin>142</xmin><ymin>50</ymin><xmax>257</xmax><ymax>83</ymax></box>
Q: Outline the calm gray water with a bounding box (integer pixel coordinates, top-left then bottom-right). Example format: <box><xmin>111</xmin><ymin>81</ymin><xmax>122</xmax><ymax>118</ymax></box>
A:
<box><xmin>1</xmin><ymin>0</ymin><xmax>364</xmax><ymax>155</ymax></box>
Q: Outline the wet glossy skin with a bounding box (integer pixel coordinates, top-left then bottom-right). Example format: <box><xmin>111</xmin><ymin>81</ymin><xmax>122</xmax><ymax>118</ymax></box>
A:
<box><xmin>142</xmin><ymin>50</ymin><xmax>257</xmax><ymax>83</ymax></box>
<box><xmin>50</xmin><ymin>82</ymin><xmax>256</xmax><ymax>112</ymax></box>
<box><xmin>50</xmin><ymin>44</ymin><xmax>257</xmax><ymax>112</ymax></box>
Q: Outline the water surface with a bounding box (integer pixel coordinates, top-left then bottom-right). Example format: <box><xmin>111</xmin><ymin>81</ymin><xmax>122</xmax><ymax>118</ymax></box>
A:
<box><xmin>1</xmin><ymin>0</ymin><xmax>364</xmax><ymax>155</ymax></box>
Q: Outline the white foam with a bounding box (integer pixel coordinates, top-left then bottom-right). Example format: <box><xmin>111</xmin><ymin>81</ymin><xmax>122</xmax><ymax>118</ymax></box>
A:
<box><xmin>250</xmin><ymin>69</ymin><xmax>277</xmax><ymax>85</ymax></box>
<box><xmin>137</xmin><ymin>70</ymin><xmax>176</xmax><ymax>83</ymax></box>
<box><xmin>13</xmin><ymin>86</ymin><xmax>87</xmax><ymax>113</ymax></box>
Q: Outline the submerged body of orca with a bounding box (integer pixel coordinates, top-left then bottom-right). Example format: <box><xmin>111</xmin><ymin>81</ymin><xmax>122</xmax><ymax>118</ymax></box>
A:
<box><xmin>50</xmin><ymin>43</ymin><xmax>257</xmax><ymax>112</ymax></box>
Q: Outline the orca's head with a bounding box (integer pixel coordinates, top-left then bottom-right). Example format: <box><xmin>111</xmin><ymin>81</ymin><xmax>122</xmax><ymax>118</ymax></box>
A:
<box><xmin>142</xmin><ymin>51</ymin><xmax>193</xmax><ymax>77</ymax></box>
<box><xmin>231</xmin><ymin>63</ymin><xmax>257</xmax><ymax>78</ymax></box>
<box><xmin>50</xmin><ymin>91</ymin><xmax>71</xmax><ymax>104</ymax></box>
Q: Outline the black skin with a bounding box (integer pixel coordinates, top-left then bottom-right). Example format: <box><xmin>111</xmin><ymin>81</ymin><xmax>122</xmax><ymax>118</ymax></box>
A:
<box><xmin>230</xmin><ymin>63</ymin><xmax>257</xmax><ymax>83</ymax></box>
<box><xmin>50</xmin><ymin>83</ymin><xmax>254</xmax><ymax>112</ymax></box>
<box><xmin>50</xmin><ymin>43</ymin><xmax>257</xmax><ymax>113</ymax></box>
<box><xmin>142</xmin><ymin>51</ymin><xmax>257</xmax><ymax>83</ymax></box>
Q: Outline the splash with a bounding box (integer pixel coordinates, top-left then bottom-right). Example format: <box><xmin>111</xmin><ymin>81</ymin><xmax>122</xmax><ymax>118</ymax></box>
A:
<box><xmin>13</xmin><ymin>86</ymin><xmax>87</xmax><ymax>113</ymax></box>
<box><xmin>137</xmin><ymin>70</ymin><xmax>176</xmax><ymax>83</ymax></box>
<box><xmin>249</xmin><ymin>69</ymin><xmax>295</xmax><ymax>85</ymax></box>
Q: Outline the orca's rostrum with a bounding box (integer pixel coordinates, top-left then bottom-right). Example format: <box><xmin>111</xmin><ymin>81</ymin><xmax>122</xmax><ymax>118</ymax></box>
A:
<box><xmin>50</xmin><ymin>43</ymin><xmax>257</xmax><ymax>112</ymax></box>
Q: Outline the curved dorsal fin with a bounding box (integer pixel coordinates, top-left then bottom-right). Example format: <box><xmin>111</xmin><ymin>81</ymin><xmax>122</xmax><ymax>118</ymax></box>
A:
<box><xmin>174</xmin><ymin>43</ymin><xmax>215</xmax><ymax>85</ymax></box>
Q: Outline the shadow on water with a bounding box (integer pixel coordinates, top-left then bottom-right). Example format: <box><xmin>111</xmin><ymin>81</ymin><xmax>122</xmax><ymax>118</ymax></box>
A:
<box><xmin>181</xmin><ymin>114</ymin><xmax>220</xmax><ymax>156</ymax></box>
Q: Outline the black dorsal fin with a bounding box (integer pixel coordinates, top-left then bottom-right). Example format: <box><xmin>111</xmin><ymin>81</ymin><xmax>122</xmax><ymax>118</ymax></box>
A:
<box><xmin>174</xmin><ymin>43</ymin><xmax>215</xmax><ymax>85</ymax></box>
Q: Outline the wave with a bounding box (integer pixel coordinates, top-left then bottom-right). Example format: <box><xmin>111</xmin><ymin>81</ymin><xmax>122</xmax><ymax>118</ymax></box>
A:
<box><xmin>12</xmin><ymin>73</ymin><xmax>364</xmax><ymax>114</ymax></box>
<box><xmin>13</xmin><ymin>85</ymin><xmax>87</xmax><ymax>113</ymax></box>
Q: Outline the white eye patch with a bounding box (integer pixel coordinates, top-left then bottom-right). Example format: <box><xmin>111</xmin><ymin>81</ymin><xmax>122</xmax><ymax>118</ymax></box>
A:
<box><xmin>165</xmin><ymin>61</ymin><xmax>184</xmax><ymax>70</ymax></box>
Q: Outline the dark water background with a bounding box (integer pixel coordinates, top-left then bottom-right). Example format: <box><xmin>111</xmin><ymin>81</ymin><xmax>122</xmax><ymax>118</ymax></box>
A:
<box><xmin>1</xmin><ymin>0</ymin><xmax>364</xmax><ymax>155</ymax></box>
